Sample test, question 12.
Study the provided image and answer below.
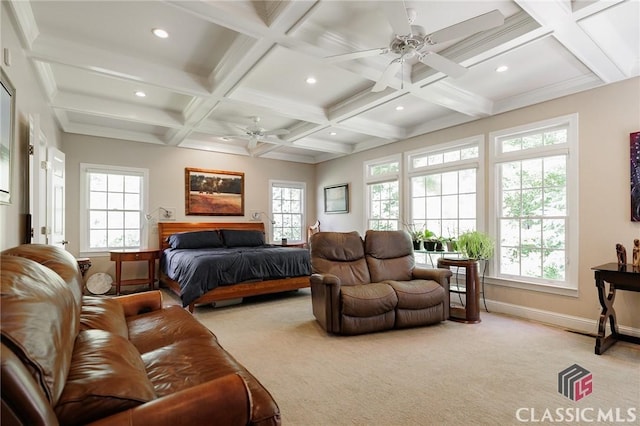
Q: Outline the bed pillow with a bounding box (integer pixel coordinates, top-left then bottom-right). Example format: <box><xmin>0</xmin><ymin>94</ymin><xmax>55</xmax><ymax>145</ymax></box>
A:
<box><xmin>167</xmin><ymin>230</ymin><xmax>224</xmax><ymax>249</ymax></box>
<box><xmin>221</xmin><ymin>229</ymin><xmax>265</xmax><ymax>247</ymax></box>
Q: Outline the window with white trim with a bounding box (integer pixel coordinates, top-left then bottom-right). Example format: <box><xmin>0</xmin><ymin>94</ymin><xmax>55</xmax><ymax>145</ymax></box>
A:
<box><xmin>408</xmin><ymin>137</ymin><xmax>482</xmax><ymax>240</ymax></box>
<box><xmin>80</xmin><ymin>164</ymin><xmax>149</xmax><ymax>254</ymax></box>
<box><xmin>270</xmin><ymin>181</ymin><xmax>305</xmax><ymax>242</ymax></box>
<box><xmin>490</xmin><ymin>114</ymin><xmax>578</xmax><ymax>289</ymax></box>
<box><xmin>365</xmin><ymin>155</ymin><xmax>401</xmax><ymax>230</ymax></box>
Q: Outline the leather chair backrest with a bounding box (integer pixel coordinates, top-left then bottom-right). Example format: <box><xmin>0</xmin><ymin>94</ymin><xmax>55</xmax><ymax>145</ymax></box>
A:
<box><xmin>1</xmin><ymin>251</ymin><xmax>81</xmax><ymax>408</ymax></box>
<box><xmin>364</xmin><ymin>230</ymin><xmax>415</xmax><ymax>282</ymax></box>
<box><xmin>310</xmin><ymin>232</ymin><xmax>371</xmax><ymax>285</ymax></box>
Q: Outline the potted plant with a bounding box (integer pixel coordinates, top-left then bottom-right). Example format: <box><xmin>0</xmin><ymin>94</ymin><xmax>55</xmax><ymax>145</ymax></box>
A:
<box><xmin>445</xmin><ymin>237</ymin><xmax>458</xmax><ymax>252</ymax></box>
<box><xmin>435</xmin><ymin>236</ymin><xmax>446</xmax><ymax>251</ymax></box>
<box><xmin>457</xmin><ymin>231</ymin><xmax>495</xmax><ymax>260</ymax></box>
<box><xmin>405</xmin><ymin>224</ymin><xmax>424</xmax><ymax>250</ymax></box>
<box><xmin>423</xmin><ymin>229</ymin><xmax>437</xmax><ymax>251</ymax></box>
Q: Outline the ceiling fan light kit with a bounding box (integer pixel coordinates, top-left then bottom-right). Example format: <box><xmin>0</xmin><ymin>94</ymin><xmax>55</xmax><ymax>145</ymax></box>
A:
<box><xmin>220</xmin><ymin>116</ymin><xmax>290</xmax><ymax>150</ymax></box>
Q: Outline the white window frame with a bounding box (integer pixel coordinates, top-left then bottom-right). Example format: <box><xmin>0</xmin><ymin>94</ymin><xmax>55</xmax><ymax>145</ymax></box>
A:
<box><xmin>79</xmin><ymin>163</ymin><xmax>149</xmax><ymax>256</ymax></box>
<box><xmin>488</xmin><ymin>114</ymin><xmax>579</xmax><ymax>295</ymax></box>
<box><xmin>364</xmin><ymin>154</ymin><xmax>402</xmax><ymax>231</ymax></box>
<box><xmin>405</xmin><ymin>135</ymin><xmax>485</xmax><ymax>238</ymax></box>
<box><xmin>269</xmin><ymin>180</ymin><xmax>306</xmax><ymax>243</ymax></box>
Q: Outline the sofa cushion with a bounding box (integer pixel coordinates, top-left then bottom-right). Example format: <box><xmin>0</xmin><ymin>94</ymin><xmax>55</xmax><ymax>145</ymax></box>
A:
<box><xmin>340</xmin><ymin>283</ymin><xmax>398</xmax><ymax>317</ymax></box>
<box><xmin>387</xmin><ymin>280</ymin><xmax>445</xmax><ymax>309</ymax></box>
<box><xmin>365</xmin><ymin>230</ymin><xmax>415</xmax><ymax>282</ymax></box>
<box><xmin>168</xmin><ymin>230</ymin><xmax>224</xmax><ymax>249</ymax></box>
<box><xmin>127</xmin><ymin>305</ymin><xmax>215</xmax><ymax>354</ymax></box>
<box><xmin>54</xmin><ymin>330</ymin><xmax>156</xmax><ymax>426</ymax></box>
<box><xmin>0</xmin><ymin>254</ymin><xmax>79</xmax><ymax>406</ymax></box>
<box><xmin>310</xmin><ymin>232</ymin><xmax>371</xmax><ymax>285</ymax></box>
<box><xmin>80</xmin><ymin>296</ymin><xmax>128</xmax><ymax>339</ymax></box>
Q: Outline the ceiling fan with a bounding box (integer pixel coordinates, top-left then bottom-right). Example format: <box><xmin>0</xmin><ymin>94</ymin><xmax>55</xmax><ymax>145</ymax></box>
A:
<box><xmin>325</xmin><ymin>3</ymin><xmax>505</xmax><ymax>92</ymax></box>
<box><xmin>222</xmin><ymin>116</ymin><xmax>290</xmax><ymax>149</ymax></box>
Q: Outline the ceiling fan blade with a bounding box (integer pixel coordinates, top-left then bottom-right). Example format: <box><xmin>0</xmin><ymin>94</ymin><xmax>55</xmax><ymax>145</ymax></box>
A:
<box><xmin>428</xmin><ymin>10</ymin><xmax>505</xmax><ymax>44</ymax></box>
<box><xmin>325</xmin><ymin>48</ymin><xmax>387</xmax><ymax>63</ymax></box>
<box><xmin>372</xmin><ymin>60</ymin><xmax>402</xmax><ymax>93</ymax></box>
<box><xmin>379</xmin><ymin>0</ymin><xmax>412</xmax><ymax>35</ymax></box>
<box><xmin>419</xmin><ymin>52</ymin><xmax>467</xmax><ymax>78</ymax></box>
<box><xmin>264</xmin><ymin>129</ymin><xmax>290</xmax><ymax>136</ymax></box>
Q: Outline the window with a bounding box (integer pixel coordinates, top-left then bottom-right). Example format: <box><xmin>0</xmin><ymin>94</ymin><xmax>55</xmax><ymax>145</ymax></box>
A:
<box><xmin>407</xmin><ymin>137</ymin><xmax>482</xmax><ymax>239</ymax></box>
<box><xmin>80</xmin><ymin>164</ymin><xmax>149</xmax><ymax>254</ymax></box>
<box><xmin>490</xmin><ymin>114</ymin><xmax>578</xmax><ymax>290</ymax></box>
<box><xmin>365</xmin><ymin>155</ymin><xmax>401</xmax><ymax>230</ymax></box>
<box><xmin>270</xmin><ymin>181</ymin><xmax>305</xmax><ymax>242</ymax></box>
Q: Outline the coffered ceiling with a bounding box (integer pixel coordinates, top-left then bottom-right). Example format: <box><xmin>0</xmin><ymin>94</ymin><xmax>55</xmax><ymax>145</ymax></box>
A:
<box><xmin>6</xmin><ymin>0</ymin><xmax>640</xmax><ymax>164</ymax></box>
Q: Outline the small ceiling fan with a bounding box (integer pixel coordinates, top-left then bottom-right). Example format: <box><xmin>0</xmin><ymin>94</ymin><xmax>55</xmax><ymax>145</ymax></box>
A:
<box><xmin>325</xmin><ymin>3</ymin><xmax>505</xmax><ymax>92</ymax></box>
<box><xmin>221</xmin><ymin>116</ymin><xmax>290</xmax><ymax>149</ymax></box>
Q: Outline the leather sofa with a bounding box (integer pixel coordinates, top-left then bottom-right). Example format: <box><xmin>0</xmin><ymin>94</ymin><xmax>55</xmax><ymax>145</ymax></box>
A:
<box><xmin>310</xmin><ymin>230</ymin><xmax>452</xmax><ymax>335</ymax></box>
<box><xmin>1</xmin><ymin>244</ymin><xmax>280</xmax><ymax>426</ymax></box>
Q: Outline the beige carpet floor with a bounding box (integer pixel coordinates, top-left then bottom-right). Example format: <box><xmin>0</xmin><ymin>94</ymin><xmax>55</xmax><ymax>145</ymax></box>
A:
<box><xmin>163</xmin><ymin>289</ymin><xmax>639</xmax><ymax>425</ymax></box>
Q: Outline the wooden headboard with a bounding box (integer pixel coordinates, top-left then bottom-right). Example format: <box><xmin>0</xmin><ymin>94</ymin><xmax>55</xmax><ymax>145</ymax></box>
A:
<box><xmin>158</xmin><ymin>222</ymin><xmax>266</xmax><ymax>250</ymax></box>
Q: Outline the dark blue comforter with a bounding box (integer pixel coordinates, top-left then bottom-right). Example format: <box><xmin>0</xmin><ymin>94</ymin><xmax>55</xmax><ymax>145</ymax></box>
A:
<box><xmin>161</xmin><ymin>245</ymin><xmax>311</xmax><ymax>307</ymax></box>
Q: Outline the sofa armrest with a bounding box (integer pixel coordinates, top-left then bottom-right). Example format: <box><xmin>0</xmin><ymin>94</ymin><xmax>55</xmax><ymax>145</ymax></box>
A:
<box><xmin>310</xmin><ymin>273</ymin><xmax>342</xmax><ymax>333</ymax></box>
<box><xmin>86</xmin><ymin>373</ymin><xmax>252</xmax><ymax>426</ymax></box>
<box><xmin>114</xmin><ymin>291</ymin><xmax>163</xmax><ymax>317</ymax></box>
<box><xmin>412</xmin><ymin>267</ymin><xmax>452</xmax><ymax>287</ymax></box>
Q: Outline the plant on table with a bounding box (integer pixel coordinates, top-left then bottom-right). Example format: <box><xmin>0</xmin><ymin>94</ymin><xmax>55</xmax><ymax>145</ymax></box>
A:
<box><xmin>457</xmin><ymin>231</ymin><xmax>495</xmax><ymax>260</ymax></box>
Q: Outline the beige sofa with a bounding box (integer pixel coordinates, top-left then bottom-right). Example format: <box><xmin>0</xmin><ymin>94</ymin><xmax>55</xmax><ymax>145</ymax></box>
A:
<box><xmin>310</xmin><ymin>230</ymin><xmax>452</xmax><ymax>335</ymax></box>
<box><xmin>1</xmin><ymin>244</ymin><xmax>280</xmax><ymax>425</ymax></box>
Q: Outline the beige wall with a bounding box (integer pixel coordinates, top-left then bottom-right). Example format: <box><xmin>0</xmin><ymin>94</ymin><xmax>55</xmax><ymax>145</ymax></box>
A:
<box><xmin>63</xmin><ymin>134</ymin><xmax>316</xmax><ymax>275</ymax></box>
<box><xmin>1</xmin><ymin>3</ymin><xmax>63</xmax><ymax>249</ymax></box>
<box><xmin>315</xmin><ymin>77</ymin><xmax>640</xmax><ymax>330</ymax></box>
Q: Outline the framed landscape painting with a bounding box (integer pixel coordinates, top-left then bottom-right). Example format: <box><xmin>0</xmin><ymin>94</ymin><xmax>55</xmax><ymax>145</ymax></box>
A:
<box><xmin>185</xmin><ymin>168</ymin><xmax>244</xmax><ymax>216</ymax></box>
<box><xmin>324</xmin><ymin>183</ymin><xmax>349</xmax><ymax>214</ymax></box>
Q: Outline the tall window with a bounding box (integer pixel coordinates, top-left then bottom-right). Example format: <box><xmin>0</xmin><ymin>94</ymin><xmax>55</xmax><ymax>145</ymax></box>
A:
<box><xmin>80</xmin><ymin>164</ymin><xmax>148</xmax><ymax>254</ymax></box>
<box><xmin>408</xmin><ymin>137</ymin><xmax>482</xmax><ymax>239</ymax></box>
<box><xmin>490</xmin><ymin>114</ymin><xmax>578</xmax><ymax>289</ymax></box>
<box><xmin>270</xmin><ymin>181</ymin><xmax>305</xmax><ymax>242</ymax></box>
<box><xmin>365</xmin><ymin>155</ymin><xmax>401</xmax><ymax>230</ymax></box>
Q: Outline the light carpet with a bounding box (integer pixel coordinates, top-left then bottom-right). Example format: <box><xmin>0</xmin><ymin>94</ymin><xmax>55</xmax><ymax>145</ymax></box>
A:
<box><xmin>163</xmin><ymin>289</ymin><xmax>639</xmax><ymax>425</ymax></box>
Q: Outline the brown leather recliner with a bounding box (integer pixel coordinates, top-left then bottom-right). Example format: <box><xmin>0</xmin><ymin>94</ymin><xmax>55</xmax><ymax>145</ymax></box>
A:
<box><xmin>310</xmin><ymin>230</ymin><xmax>452</xmax><ymax>335</ymax></box>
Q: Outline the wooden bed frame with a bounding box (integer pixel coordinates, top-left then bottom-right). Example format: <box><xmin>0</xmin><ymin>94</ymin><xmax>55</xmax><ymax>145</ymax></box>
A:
<box><xmin>157</xmin><ymin>222</ymin><xmax>310</xmax><ymax>312</ymax></box>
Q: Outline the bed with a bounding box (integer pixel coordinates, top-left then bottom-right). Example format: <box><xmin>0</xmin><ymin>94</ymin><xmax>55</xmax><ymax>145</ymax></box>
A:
<box><xmin>158</xmin><ymin>222</ymin><xmax>311</xmax><ymax>312</ymax></box>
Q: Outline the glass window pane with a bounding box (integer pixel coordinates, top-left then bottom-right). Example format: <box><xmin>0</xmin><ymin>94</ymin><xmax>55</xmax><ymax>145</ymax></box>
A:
<box><xmin>500</xmin><ymin>247</ymin><xmax>520</xmax><ymax>275</ymax></box>
<box><xmin>501</xmin><ymin>162</ymin><xmax>520</xmax><ymax>190</ymax></box>
<box><xmin>108</xmin><ymin>230</ymin><xmax>124</xmax><ymax>247</ymax></box>
<box><xmin>108</xmin><ymin>211</ymin><xmax>124</xmax><ymax>229</ymax></box>
<box><xmin>90</xmin><ymin>173</ymin><xmax>107</xmax><ymax>191</ymax></box>
<box><xmin>90</xmin><ymin>230</ymin><xmax>107</xmax><ymax>248</ymax></box>
<box><xmin>108</xmin><ymin>174</ymin><xmax>124</xmax><ymax>192</ymax></box>
<box><xmin>124</xmin><ymin>175</ymin><xmax>141</xmax><ymax>193</ymax></box>
<box><xmin>124</xmin><ymin>212</ymin><xmax>140</xmax><ymax>229</ymax></box>
<box><xmin>543</xmin><ymin>250</ymin><xmax>565</xmax><ymax>280</ymax></box>
<box><xmin>441</xmin><ymin>195</ymin><xmax>457</xmax><ymax>219</ymax></box>
<box><xmin>459</xmin><ymin>194</ymin><xmax>476</xmax><ymax>218</ymax></box>
<box><xmin>89</xmin><ymin>211</ymin><xmax>107</xmax><ymax>229</ymax></box>
<box><xmin>441</xmin><ymin>172</ymin><xmax>458</xmax><ymax>195</ymax></box>
<box><xmin>459</xmin><ymin>169</ymin><xmax>476</xmax><ymax>193</ymax></box>
<box><xmin>124</xmin><ymin>193</ymin><xmax>140</xmax><ymax>210</ymax></box>
<box><xmin>108</xmin><ymin>193</ymin><xmax>123</xmax><ymax>210</ymax></box>
<box><xmin>425</xmin><ymin>175</ymin><xmax>441</xmax><ymax>196</ymax></box>
<box><xmin>90</xmin><ymin>191</ymin><xmax>107</xmax><ymax>209</ymax></box>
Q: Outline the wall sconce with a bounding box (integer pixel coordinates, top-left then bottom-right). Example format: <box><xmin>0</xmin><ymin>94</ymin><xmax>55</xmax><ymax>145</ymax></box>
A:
<box><xmin>251</xmin><ymin>211</ymin><xmax>275</xmax><ymax>225</ymax></box>
<box><xmin>145</xmin><ymin>207</ymin><xmax>176</xmax><ymax>221</ymax></box>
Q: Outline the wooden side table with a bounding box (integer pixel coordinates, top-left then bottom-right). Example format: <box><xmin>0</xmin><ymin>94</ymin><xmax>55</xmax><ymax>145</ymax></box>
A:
<box><xmin>437</xmin><ymin>257</ymin><xmax>481</xmax><ymax>324</ymax></box>
<box><xmin>110</xmin><ymin>249</ymin><xmax>160</xmax><ymax>295</ymax></box>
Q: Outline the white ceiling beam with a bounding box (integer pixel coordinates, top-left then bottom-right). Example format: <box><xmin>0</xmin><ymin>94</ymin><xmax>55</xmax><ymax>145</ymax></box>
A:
<box><xmin>6</xmin><ymin>0</ymin><xmax>39</xmax><ymax>49</ymax></box>
<box><xmin>52</xmin><ymin>92</ymin><xmax>183</xmax><ymax>129</ymax></box>
<box><xmin>515</xmin><ymin>0</ymin><xmax>626</xmax><ymax>83</ymax></box>
<box><xmin>412</xmin><ymin>81</ymin><xmax>493</xmax><ymax>117</ymax></box>
<box><xmin>29</xmin><ymin>36</ymin><xmax>211</xmax><ymax>97</ymax></box>
<box><xmin>62</xmin><ymin>122</ymin><xmax>167</xmax><ymax>145</ymax></box>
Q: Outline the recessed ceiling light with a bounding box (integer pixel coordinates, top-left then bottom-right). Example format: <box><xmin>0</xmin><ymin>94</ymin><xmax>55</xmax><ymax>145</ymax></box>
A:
<box><xmin>395</xmin><ymin>105</ymin><xmax>405</xmax><ymax>111</ymax></box>
<box><xmin>496</xmin><ymin>65</ymin><xmax>509</xmax><ymax>73</ymax></box>
<box><xmin>220</xmin><ymin>137</ymin><xmax>230</xmax><ymax>141</ymax></box>
<box><xmin>306</xmin><ymin>76</ymin><xmax>317</xmax><ymax>85</ymax></box>
<box><xmin>330</xmin><ymin>132</ymin><xmax>337</xmax><ymax>136</ymax></box>
<box><xmin>152</xmin><ymin>28</ymin><xmax>169</xmax><ymax>39</ymax></box>
<box><xmin>135</xmin><ymin>91</ymin><xmax>146</xmax><ymax>97</ymax></box>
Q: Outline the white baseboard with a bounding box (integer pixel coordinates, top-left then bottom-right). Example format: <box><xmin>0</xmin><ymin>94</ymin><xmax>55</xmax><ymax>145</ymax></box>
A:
<box><xmin>483</xmin><ymin>298</ymin><xmax>640</xmax><ymax>338</ymax></box>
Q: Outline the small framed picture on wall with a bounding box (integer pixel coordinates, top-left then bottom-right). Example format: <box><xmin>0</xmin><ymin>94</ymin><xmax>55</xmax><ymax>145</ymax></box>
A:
<box><xmin>324</xmin><ymin>183</ymin><xmax>349</xmax><ymax>214</ymax></box>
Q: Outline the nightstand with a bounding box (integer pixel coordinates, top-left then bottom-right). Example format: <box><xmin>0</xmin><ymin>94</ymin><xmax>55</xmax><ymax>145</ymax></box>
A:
<box><xmin>110</xmin><ymin>249</ymin><xmax>160</xmax><ymax>295</ymax></box>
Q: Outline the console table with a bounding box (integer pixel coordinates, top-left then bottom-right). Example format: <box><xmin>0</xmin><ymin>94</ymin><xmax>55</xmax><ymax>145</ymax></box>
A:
<box><xmin>592</xmin><ymin>263</ymin><xmax>640</xmax><ymax>355</ymax></box>
<box><xmin>437</xmin><ymin>257</ymin><xmax>480</xmax><ymax>324</ymax></box>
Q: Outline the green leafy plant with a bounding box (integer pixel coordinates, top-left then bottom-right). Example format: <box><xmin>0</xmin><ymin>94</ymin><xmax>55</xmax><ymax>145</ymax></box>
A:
<box><xmin>405</xmin><ymin>223</ymin><xmax>424</xmax><ymax>242</ymax></box>
<box><xmin>457</xmin><ymin>231</ymin><xmax>495</xmax><ymax>260</ymax></box>
<box><xmin>423</xmin><ymin>229</ymin><xmax>435</xmax><ymax>241</ymax></box>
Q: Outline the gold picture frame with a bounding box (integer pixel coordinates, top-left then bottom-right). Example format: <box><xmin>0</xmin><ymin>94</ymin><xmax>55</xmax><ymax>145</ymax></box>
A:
<box><xmin>185</xmin><ymin>168</ymin><xmax>244</xmax><ymax>216</ymax></box>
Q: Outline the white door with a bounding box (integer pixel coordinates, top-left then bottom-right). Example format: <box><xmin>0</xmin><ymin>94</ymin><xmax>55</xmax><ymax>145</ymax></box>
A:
<box><xmin>28</xmin><ymin>114</ymin><xmax>48</xmax><ymax>243</ymax></box>
<box><xmin>48</xmin><ymin>147</ymin><xmax>66</xmax><ymax>248</ymax></box>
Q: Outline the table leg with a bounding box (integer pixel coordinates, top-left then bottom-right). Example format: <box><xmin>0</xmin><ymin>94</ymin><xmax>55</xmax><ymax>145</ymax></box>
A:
<box><xmin>115</xmin><ymin>260</ymin><xmax>122</xmax><ymax>295</ymax></box>
<box><xmin>148</xmin><ymin>258</ymin><xmax>155</xmax><ymax>291</ymax></box>
<box><xmin>595</xmin><ymin>275</ymin><xmax>618</xmax><ymax>355</ymax></box>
